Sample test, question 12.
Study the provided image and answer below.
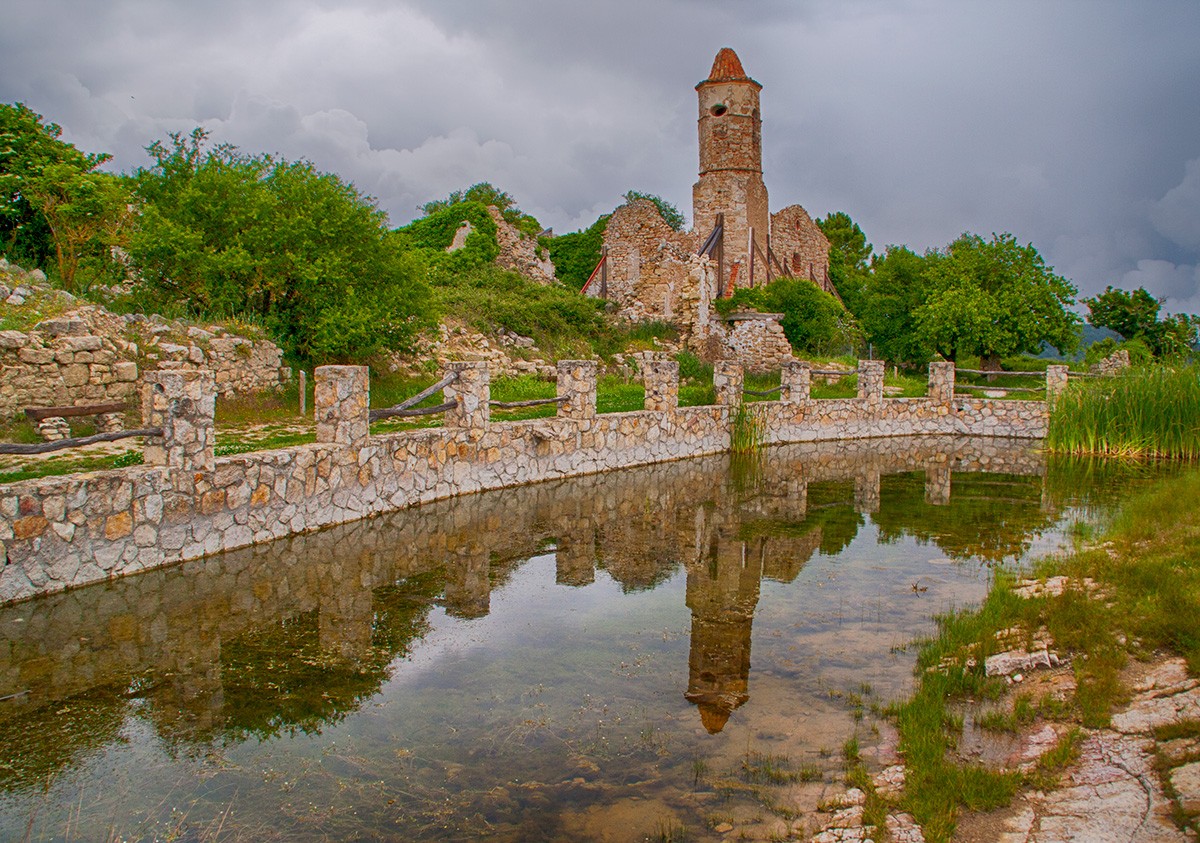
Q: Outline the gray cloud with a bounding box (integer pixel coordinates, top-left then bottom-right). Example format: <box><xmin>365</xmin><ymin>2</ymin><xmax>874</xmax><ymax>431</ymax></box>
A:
<box><xmin>2</xmin><ymin>0</ymin><xmax>1198</xmax><ymax>312</ymax></box>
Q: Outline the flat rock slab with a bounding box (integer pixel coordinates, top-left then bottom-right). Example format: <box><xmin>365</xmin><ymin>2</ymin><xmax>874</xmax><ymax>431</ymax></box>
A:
<box><xmin>996</xmin><ymin>730</ymin><xmax>1185</xmax><ymax>842</ymax></box>
<box><xmin>1111</xmin><ymin>658</ymin><xmax>1200</xmax><ymax>735</ymax></box>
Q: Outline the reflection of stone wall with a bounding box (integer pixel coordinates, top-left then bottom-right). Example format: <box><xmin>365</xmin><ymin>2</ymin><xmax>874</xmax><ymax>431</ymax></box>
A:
<box><xmin>1</xmin><ymin>359</ymin><xmax>1052</xmax><ymax>604</ymax></box>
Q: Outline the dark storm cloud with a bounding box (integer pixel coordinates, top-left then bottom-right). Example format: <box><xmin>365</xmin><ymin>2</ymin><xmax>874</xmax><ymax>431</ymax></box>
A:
<box><xmin>2</xmin><ymin>0</ymin><xmax>1198</xmax><ymax>312</ymax></box>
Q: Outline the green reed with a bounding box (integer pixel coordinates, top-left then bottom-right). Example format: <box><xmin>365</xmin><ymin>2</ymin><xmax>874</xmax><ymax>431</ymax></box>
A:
<box><xmin>1047</xmin><ymin>364</ymin><xmax>1200</xmax><ymax>459</ymax></box>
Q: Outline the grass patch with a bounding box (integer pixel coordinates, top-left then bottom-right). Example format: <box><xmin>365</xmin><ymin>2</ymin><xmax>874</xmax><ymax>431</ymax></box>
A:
<box><xmin>893</xmin><ymin>465</ymin><xmax>1200</xmax><ymax>840</ymax></box>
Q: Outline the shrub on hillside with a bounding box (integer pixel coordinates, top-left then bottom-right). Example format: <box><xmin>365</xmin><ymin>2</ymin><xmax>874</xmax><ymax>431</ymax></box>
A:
<box><xmin>126</xmin><ymin>129</ymin><xmax>431</xmax><ymax>363</ymax></box>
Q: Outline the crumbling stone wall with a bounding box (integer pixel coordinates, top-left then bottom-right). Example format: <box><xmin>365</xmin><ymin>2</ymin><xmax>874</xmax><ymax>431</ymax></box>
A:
<box><xmin>597</xmin><ymin>200</ymin><xmax>700</xmax><ymax>322</ymax></box>
<box><xmin>487</xmin><ymin>206</ymin><xmax>556</xmax><ymax>284</ymax></box>
<box><xmin>723</xmin><ymin>314</ymin><xmax>794</xmax><ymax>373</ymax></box>
<box><xmin>770</xmin><ymin>205</ymin><xmax>833</xmax><ymax>293</ymax></box>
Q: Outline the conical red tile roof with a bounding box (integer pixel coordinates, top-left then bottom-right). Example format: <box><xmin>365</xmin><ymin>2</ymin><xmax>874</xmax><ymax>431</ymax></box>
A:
<box><xmin>707</xmin><ymin>48</ymin><xmax>750</xmax><ymax>82</ymax></box>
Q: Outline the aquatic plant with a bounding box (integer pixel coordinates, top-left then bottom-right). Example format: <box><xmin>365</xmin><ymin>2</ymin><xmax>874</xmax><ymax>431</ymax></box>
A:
<box><xmin>730</xmin><ymin>403</ymin><xmax>764</xmax><ymax>455</ymax></box>
<box><xmin>1046</xmin><ymin>364</ymin><xmax>1200</xmax><ymax>459</ymax></box>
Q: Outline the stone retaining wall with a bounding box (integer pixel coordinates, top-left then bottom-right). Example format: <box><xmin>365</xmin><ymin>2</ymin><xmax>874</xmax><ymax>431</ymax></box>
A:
<box><xmin>0</xmin><ymin>318</ymin><xmax>288</xmax><ymax>418</ymax></box>
<box><xmin>0</xmin><ymin>361</ymin><xmax>1066</xmax><ymax>605</ymax></box>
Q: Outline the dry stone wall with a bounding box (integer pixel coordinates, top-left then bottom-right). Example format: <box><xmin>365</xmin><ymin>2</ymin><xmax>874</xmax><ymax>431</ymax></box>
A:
<box><xmin>0</xmin><ymin>360</ymin><xmax>1054</xmax><ymax>604</ymax></box>
<box><xmin>0</xmin><ymin>325</ymin><xmax>138</xmax><ymax>417</ymax></box>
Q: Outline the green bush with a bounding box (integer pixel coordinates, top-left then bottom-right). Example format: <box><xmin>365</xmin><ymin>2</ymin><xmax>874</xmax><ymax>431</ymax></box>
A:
<box><xmin>127</xmin><ymin>129</ymin><xmax>431</xmax><ymax>364</ymax></box>
<box><xmin>392</xmin><ymin>201</ymin><xmax>499</xmax><ymax>273</ymax></box>
<box><xmin>716</xmin><ymin>277</ymin><xmax>863</xmax><ymax>356</ymax></box>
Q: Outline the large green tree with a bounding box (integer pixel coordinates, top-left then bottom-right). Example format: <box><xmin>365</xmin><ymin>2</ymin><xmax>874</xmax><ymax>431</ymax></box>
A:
<box><xmin>0</xmin><ymin>103</ymin><xmax>128</xmax><ymax>290</ymax></box>
<box><xmin>914</xmin><ymin>233</ymin><xmax>1079</xmax><ymax>367</ymax></box>
<box><xmin>816</xmin><ymin>211</ymin><xmax>873</xmax><ymax>316</ymax></box>
<box><xmin>857</xmin><ymin>246</ymin><xmax>935</xmax><ymax>366</ymax></box>
<box><xmin>129</xmin><ymin>129</ymin><xmax>431</xmax><ymax>362</ymax></box>
<box><xmin>1083</xmin><ymin>285</ymin><xmax>1197</xmax><ymax>358</ymax></box>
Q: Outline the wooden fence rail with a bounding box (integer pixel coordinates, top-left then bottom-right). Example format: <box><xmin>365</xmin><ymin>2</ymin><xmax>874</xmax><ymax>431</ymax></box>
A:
<box><xmin>0</xmin><ymin>428</ymin><xmax>164</xmax><ymax>456</ymax></box>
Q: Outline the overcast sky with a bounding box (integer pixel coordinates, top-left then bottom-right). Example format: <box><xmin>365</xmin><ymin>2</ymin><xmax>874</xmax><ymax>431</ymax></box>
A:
<box><xmin>3</xmin><ymin>0</ymin><xmax>1198</xmax><ymax>314</ymax></box>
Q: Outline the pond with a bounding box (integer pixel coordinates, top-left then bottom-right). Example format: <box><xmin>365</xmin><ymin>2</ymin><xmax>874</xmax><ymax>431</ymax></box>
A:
<box><xmin>0</xmin><ymin>436</ymin><xmax>1169</xmax><ymax>841</ymax></box>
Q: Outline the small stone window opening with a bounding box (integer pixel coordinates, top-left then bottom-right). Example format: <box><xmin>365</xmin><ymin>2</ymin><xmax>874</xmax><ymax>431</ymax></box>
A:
<box><xmin>710</xmin><ymin>103</ymin><xmax>728</xmax><ymax>117</ymax></box>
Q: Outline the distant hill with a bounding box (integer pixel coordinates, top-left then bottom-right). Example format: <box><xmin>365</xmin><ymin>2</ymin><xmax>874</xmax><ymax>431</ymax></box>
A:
<box><xmin>1038</xmin><ymin>323</ymin><xmax>1122</xmax><ymax>361</ymax></box>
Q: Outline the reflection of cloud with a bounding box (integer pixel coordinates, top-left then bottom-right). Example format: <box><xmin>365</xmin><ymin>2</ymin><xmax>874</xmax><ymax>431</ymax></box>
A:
<box><xmin>1152</xmin><ymin>158</ymin><xmax>1200</xmax><ymax>252</ymax></box>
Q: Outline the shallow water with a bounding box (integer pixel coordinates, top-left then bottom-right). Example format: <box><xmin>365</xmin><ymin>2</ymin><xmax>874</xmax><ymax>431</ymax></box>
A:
<box><xmin>0</xmin><ymin>437</ymin><xmax>1168</xmax><ymax>841</ymax></box>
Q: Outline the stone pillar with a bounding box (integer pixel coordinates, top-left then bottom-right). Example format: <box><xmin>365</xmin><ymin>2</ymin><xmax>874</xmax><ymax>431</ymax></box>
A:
<box><xmin>857</xmin><ymin>360</ymin><xmax>885</xmax><ymax>405</ymax></box>
<box><xmin>142</xmin><ymin>370</ymin><xmax>215</xmax><ymax>473</ymax></box>
<box><xmin>925</xmin><ymin>464</ymin><xmax>952</xmax><ymax>506</ymax></box>
<box><xmin>445</xmin><ymin>361</ymin><xmax>490</xmax><ymax>431</ymax></box>
<box><xmin>314</xmin><ymin>365</ymin><xmax>369</xmax><ymax>448</ymax></box>
<box><xmin>713</xmin><ymin>361</ymin><xmax>744</xmax><ymax>408</ymax></box>
<box><xmin>642</xmin><ymin>359</ymin><xmax>679</xmax><ymax>413</ymax></box>
<box><xmin>782</xmin><ymin>360</ymin><xmax>811</xmax><ymax>403</ymax></box>
<box><xmin>557</xmin><ymin>360</ymin><xmax>597</xmax><ymax>420</ymax></box>
<box><xmin>928</xmin><ymin>362</ymin><xmax>955</xmax><ymax>403</ymax></box>
<box><xmin>1046</xmin><ymin>365</ymin><xmax>1069</xmax><ymax>400</ymax></box>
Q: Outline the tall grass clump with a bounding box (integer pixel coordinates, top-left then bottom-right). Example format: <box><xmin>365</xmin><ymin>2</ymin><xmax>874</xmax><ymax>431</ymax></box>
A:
<box><xmin>1047</xmin><ymin>365</ymin><xmax>1200</xmax><ymax>459</ymax></box>
<box><xmin>730</xmin><ymin>403</ymin><xmax>764</xmax><ymax>455</ymax></box>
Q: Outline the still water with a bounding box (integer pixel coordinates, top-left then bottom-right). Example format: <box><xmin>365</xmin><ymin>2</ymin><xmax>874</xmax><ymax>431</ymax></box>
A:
<box><xmin>0</xmin><ymin>437</ymin><xmax>1166</xmax><ymax>841</ymax></box>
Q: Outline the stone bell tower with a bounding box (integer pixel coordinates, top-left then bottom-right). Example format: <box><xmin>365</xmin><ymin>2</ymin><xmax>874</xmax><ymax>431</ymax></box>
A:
<box><xmin>692</xmin><ymin>47</ymin><xmax>771</xmax><ymax>294</ymax></box>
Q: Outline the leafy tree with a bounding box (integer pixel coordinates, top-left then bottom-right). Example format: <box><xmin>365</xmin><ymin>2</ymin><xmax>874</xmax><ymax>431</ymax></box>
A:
<box><xmin>1083</xmin><ymin>285</ymin><xmax>1197</xmax><ymax>358</ymax></box>
<box><xmin>857</xmin><ymin>246</ymin><xmax>935</xmax><ymax>366</ymax></box>
<box><xmin>546</xmin><ymin>213</ymin><xmax>609</xmax><ymax>291</ymax></box>
<box><xmin>622</xmin><ymin>190</ymin><xmax>686</xmax><ymax>232</ymax></box>
<box><xmin>420</xmin><ymin>182</ymin><xmax>542</xmax><ymax>237</ymax></box>
<box><xmin>817</xmin><ymin>211</ymin><xmax>873</xmax><ymax>316</ymax></box>
<box><xmin>718</xmin><ymin>277</ymin><xmax>862</xmax><ymax>356</ymax></box>
<box><xmin>129</xmin><ymin>129</ymin><xmax>431</xmax><ymax>363</ymax></box>
<box><xmin>0</xmin><ymin>103</ymin><xmax>127</xmax><ymax>289</ymax></box>
<box><xmin>914</xmin><ymin>233</ymin><xmax>1079</xmax><ymax>367</ymax></box>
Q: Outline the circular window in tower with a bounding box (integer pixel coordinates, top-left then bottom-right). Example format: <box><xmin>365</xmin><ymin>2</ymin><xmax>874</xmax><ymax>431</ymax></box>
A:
<box><xmin>710</xmin><ymin>103</ymin><xmax>728</xmax><ymax>117</ymax></box>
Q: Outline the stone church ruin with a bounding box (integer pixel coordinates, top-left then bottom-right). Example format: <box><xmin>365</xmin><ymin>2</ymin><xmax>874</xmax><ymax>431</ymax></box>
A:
<box><xmin>582</xmin><ymin>48</ymin><xmax>834</xmax><ymax>371</ymax></box>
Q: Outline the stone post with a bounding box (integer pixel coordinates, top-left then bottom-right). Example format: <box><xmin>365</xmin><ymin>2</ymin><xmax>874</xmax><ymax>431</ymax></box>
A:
<box><xmin>557</xmin><ymin>360</ymin><xmax>597</xmax><ymax>420</ymax></box>
<box><xmin>1046</xmin><ymin>365</ymin><xmax>1069</xmax><ymax>400</ymax></box>
<box><xmin>857</xmin><ymin>359</ymin><xmax>885</xmax><ymax>405</ymax></box>
<box><xmin>445</xmin><ymin>361</ymin><xmax>490</xmax><ymax>431</ymax></box>
<box><xmin>141</xmin><ymin>370</ymin><xmax>215</xmax><ymax>474</ymax></box>
<box><xmin>642</xmin><ymin>359</ymin><xmax>679</xmax><ymax>413</ymax></box>
<box><xmin>782</xmin><ymin>360</ymin><xmax>811</xmax><ymax>403</ymax></box>
<box><xmin>713</xmin><ymin>361</ymin><xmax>744</xmax><ymax>408</ymax></box>
<box><xmin>314</xmin><ymin>365</ymin><xmax>369</xmax><ymax>448</ymax></box>
<box><xmin>928</xmin><ymin>361</ymin><xmax>956</xmax><ymax>403</ymax></box>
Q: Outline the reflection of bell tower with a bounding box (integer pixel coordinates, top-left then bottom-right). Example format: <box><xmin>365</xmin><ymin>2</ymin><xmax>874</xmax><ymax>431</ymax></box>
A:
<box><xmin>693</xmin><ymin>47</ymin><xmax>770</xmax><ymax>294</ymax></box>
<box><xmin>684</xmin><ymin>533</ymin><xmax>763</xmax><ymax>733</ymax></box>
